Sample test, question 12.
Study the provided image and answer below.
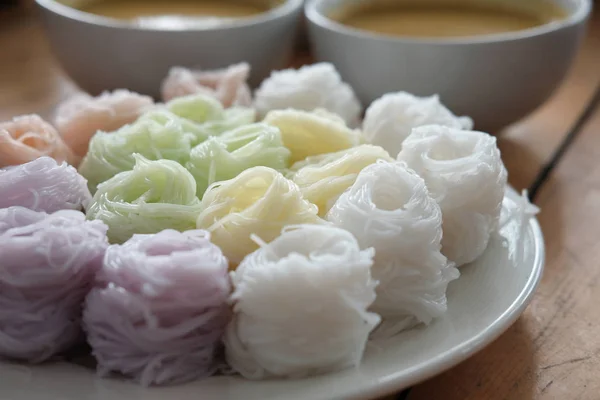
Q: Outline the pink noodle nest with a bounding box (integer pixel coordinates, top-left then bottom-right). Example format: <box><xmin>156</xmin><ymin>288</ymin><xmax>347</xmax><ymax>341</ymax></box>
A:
<box><xmin>0</xmin><ymin>156</ymin><xmax>91</xmax><ymax>212</ymax></box>
<box><xmin>83</xmin><ymin>229</ymin><xmax>231</xmax><ymax>386</ymax></box>
<box><xmin>161</xmin><ymin>63</ymin><xmax>253</xmax><ymax>107</ymax></box>
<box><xmin>0</xmin><ymin>114</ymin><xmax>78</xmax><ymax>168</ymax></box>
<box><xmin>54</xmin><ymin>89</ymin><xmax>154</xmax><ymax>157</ymax></box>
<box><xmin>0</xmin><ymin>207</ymin><xmax>109</xmax><ymax>363</ymax></box>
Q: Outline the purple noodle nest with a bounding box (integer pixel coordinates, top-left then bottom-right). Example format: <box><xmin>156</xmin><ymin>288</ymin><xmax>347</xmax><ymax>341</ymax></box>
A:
<box><xmin>83</xmin><ymin>229</ymin><xmax>231</xmax><ymax>386</ymax></box>
<box><xmin>0</xmin><ymin>207</ymin><xmax>108</xmax><ymax>362</ymax></box>
<box><xmin>0</xmin><ymin>156</ymin><xmax>92</xmax><ymax>212</ymax></box>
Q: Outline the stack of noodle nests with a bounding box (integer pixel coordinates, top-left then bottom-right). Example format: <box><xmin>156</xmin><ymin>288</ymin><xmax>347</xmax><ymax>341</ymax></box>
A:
<box><xmin>0</xmin><ymin>62</ymin><xmax>536</xmax><ymax>386</ymax></box>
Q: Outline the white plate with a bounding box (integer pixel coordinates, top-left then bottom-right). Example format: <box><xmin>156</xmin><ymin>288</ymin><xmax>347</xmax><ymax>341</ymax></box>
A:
<box><xmin>0</xmin><ymin>188</ymin><xmax>544</xmax><ymax>400</ymax></box>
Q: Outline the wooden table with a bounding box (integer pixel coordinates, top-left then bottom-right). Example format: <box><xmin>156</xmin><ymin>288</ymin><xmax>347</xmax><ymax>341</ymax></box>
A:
<box><xmin>1</xmin><ymin>5</ymin><xmax>599</xmax><ymax>400</ymax></box>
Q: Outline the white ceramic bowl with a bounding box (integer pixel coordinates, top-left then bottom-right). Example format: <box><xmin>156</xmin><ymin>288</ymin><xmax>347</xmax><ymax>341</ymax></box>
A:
<box><xmin>306</xmin><ymin>0</ymin><xmax>592</xmax><ymax>132</ymax></box>
<box><xmin>36</xmin><ymin>0</ymin><xmax>303</xmax><ymax>97</ymax></box>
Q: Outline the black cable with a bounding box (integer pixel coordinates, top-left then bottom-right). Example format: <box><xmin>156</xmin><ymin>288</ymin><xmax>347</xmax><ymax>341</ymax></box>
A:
<box><xmin>0</xmin><ymin>0</ymin><xmax>19</xmax><ymax>10</ymax></box>
<box><xmin>396</xmin><ymin>388</ymin><xmax>412</xmax><ymax>400</ymax></box>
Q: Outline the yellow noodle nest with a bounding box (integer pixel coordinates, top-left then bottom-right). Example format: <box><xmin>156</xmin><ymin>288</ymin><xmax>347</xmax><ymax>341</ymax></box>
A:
<box><xmin>290</xmin><ymin>145</ymin><xmax>393</xmax><ymax>216</ymax></box>
<box><xmin>196</xmin><ymin>166</ymin><xmax>323</xmax><ymax>266</ymax></box>
<box><xmin>263</xmin><ymin>108</ymin><xmax>362</xmax><ymax>163</ymax></box>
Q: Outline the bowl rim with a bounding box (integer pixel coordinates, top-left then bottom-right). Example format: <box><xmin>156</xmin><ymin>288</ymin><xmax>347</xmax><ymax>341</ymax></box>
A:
<box><xmin>305</xmin><ymin>0</ymin><xmax>592</xmax><ymax>45</ymax></box>
<box><xmin>35</xmin><ymin>0</ymin><xmax>304</xmax><ymax>32</ymax></box>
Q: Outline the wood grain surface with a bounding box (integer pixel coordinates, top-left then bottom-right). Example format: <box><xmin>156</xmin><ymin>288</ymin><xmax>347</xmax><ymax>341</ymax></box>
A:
<box><xmin>1</xmin><ymin>5</ymin><xmax>599</xmax><ymax>400</ymax></box>
<box><xmin>407</xmin><ymin>9</ymin><xmax>600</xmax><ymax>400</ymax></box>
<box><xmin>496</xmin><ymin>9</ymin><xmax>600</xmax><ymax>191</ymax></box>
<box><xmin>407</xmin><ymin>95</ymin><xmax>600</xmax><ymax>400</ymax></box>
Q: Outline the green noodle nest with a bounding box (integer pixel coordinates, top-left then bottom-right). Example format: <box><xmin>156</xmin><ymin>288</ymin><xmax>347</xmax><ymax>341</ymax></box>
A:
<box><xmin>186</xmin><ymin>123</ymin><xmax>291</xmax><ymax>197</ymax></box>
<box><xmin>86</xmin><ymin>155</ymin><xmax>203</xmax><ymax>244</ymax></box>
<box><xmin>78</xmin><ymin>110</ymin><xmax>196</xmax><ymax>193</ymax></box>
<box><xmin>79</xmin><ymin>94</ymin><xmax>256</xmax><ymax>193</ymax></box>
<box><xmin>167</xmin><ymin>94</ymin><xmax>256</xmax><ymax>146</ymax></box>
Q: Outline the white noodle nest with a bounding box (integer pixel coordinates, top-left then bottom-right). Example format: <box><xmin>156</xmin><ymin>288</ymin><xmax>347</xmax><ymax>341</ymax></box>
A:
<box><xmin>224</xmin><ymin>224</ymin><xmax>380</xmax><ymax>379</ymax></box>
<box><xmin>363</xmin><ymin>92</ymin><xmax>473</xmax><ymax>158</ymax></box>
<box><xmin>327</xmin><ymin>160</ymin><xmax>458</xmax><ymax>337</ymax></box>
<box><xmin>397</xmin><ymin>125</ymin><xmax>507</xmax><ymax>266</ymax></box>
<box><xmin>254</xmin><ymin>63</ymin><xmax>362</xmax><ymax>126</ymax></box>
<box><xmin>499</xmin><ymin>190</ymin><xmax>540</xmax><ymax>265</ymax></box>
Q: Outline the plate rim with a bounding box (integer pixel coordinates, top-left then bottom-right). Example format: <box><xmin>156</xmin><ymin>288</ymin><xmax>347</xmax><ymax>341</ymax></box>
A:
<box><xmin>340</xmin><ymin>189</ymin><xmax>546</xmax><ymax>400</ymax></box>
<box><xmin>0</xmin><ymin>190</ymin><xmax>545</xmax><ymax>400</ymax></box>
